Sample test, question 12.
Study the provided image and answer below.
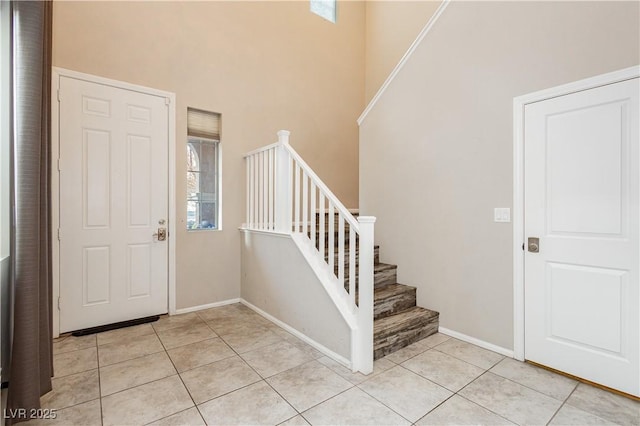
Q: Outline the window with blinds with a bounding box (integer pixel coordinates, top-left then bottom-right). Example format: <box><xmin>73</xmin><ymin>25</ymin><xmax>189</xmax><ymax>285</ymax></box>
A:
<box><xmin>187</xmin><ymin>108</ymin><xmax>221</xmax><ymax>230</ymax></box>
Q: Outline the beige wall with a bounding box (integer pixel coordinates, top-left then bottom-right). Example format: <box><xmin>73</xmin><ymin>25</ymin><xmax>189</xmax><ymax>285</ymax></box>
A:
<box><xmin>360</xmin><ymin>1</ymin><xmax>639</xmax><ymax>350</ymax></box>
<box><xmin>365</xmin><ymin>0</ymin><xmax>441</xmax><ymax>103</ymax></box>
<box><xmin>53</xmin><ymin>1</ymin><xmax>365</xmax><ymax>309</ymax></box>
<box><xmin>241</xmin><ymin>231</ymin><xmax>351</xmax><ymax>359</ymax></box>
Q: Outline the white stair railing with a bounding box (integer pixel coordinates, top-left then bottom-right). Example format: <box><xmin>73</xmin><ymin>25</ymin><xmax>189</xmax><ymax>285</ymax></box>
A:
<box><xmin>244</xmin><ymin>130</ymin><xmax>375</xmax><ymax>374</ymax></box>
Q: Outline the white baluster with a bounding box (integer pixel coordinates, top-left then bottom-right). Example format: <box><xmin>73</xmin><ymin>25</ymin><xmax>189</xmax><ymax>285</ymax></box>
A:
<box><xmin>254</xmin><ymin>152</ymin><xmax>259</xmax><ymax>229</ymax></box>
<box><xmin>294</xmin><ymin>163</ymin><xmax>300</xmax><ymax>233</ymax></box>
<box><xmin>248</xmin><ymin>155</ymin><xmax>253</xmax><ymax>228</ymax></box>
<box><xmin>310</xmin><ymin>182</ymin><xmax>316</xmax><ymax>248</ymax></box>
<box><xmin>275</xmin><ymin>130</ymin><xmax>292</xmax><ymax>233</ymax></box>
<box><xmin>349</xmin><ymin>226</ymin><xmax>356</xmax><ymax>309</ymax></box>
<box><xmin>338</xmin><ymin>214</ymin><xmax>345</xmax><ymax>289</ymax></box>
<box><xmin>328</xmin><ymin>203</ymin><xmax>334</xmax><ymax>276</ymax></box>
<box><xmin>302</xmin><ymin>172</ymin><xmax>308</xmax><ymax>239</ymax></box>
<box><xmin>258</xmin><ymin>151</ymin><xmax>267</xmax><ymax>229</ymax></box>
<box><xmin>319</xmin><ymin>193</ymin><xmax>325</xmax><ymax>259</ymax></box>
<box><xmin>268</xmin><ymin>148</ymin><xmax>273</xmax><ymax>230</ymax></box>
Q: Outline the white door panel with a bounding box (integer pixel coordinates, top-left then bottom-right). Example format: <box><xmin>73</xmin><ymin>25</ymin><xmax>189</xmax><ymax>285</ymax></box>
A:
<box><xmin>59</xmin><ymin>76</ymin><xmax>169</xmax><ymax>332</ymax></box>
<box><xmin>524</xmin><ymin>78</ymin><xmax>639</xmax><ymax>397</ymax></box>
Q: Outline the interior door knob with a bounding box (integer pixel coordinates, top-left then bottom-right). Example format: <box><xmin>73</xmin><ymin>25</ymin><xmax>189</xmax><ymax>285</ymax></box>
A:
<box><xmin>528</xmin><ymin>237</ymin><xmax>540</xmax><ymax>253</ymax></box>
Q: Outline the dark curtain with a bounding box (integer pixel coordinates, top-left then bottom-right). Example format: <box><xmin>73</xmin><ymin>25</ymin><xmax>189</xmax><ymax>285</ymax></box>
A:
<box><xmin>6</xmin><ymin>0</ymin><xmax>53</xmax><ymax>423</ymax></box>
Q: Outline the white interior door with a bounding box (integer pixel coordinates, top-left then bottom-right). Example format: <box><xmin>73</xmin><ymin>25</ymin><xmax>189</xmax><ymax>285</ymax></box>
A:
<box><xmin>524</xmin><ymin>77</ymin><xmax>639</xmax><ymax>397</ymax></box>
<box><xmin>58</xmin><ymin>75</ymin><xmax>169</xmax><ymax>333</ymax></box>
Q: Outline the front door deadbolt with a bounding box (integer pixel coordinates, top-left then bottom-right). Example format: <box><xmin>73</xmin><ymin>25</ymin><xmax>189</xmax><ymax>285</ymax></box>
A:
<box><xmin>154</xmin><ymin>228</ymin><xmax>167</xmax><ymax>241</ymax></box>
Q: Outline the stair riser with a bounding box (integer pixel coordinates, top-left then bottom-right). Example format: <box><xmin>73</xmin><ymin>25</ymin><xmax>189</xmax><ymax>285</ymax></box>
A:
<box><xmin>374</xmin><ymin>268</ymin><xmax>396</xmax><ymax>287</ymax></box>
<box><xmin>374</xmin><ymin>313</ymin><xmax>439</xmax><ymax>360</ymax></box>
<box><xmin>374</xmin><ymin>288</ymin><xmax>416</xmax><ymax>320</ymax></box>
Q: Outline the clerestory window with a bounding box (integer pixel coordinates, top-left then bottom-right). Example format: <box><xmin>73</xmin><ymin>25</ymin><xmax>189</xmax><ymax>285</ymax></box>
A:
<box><xmin>310</xmin><ymin>0</ymin><xmax>336</xmax><ymax>23</ymax></box>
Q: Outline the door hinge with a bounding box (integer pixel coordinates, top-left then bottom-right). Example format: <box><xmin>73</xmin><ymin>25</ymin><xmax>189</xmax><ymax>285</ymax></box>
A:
<box><xmin>165</xmin><ymin>97</ymin><xmax>170</xmax><ymax>106</ymax></box>
<box><xmin>57</xmin><ymin>89</ymin><xmax>61</xmax><ymax>102</ymax></box>
<box><xmin>57</xmin><ymin>228</ymin><xmax>61</xmax><ymax>241</ymax></box>
<box><xmin>57</xmin><ymin>297</ymin><xmax>61</xmax><ymax>310</ymax></box>
<box><xmin>57</xmin><ymin>158</ymin><xmax>61</xmax><ymax>171</ymax></box>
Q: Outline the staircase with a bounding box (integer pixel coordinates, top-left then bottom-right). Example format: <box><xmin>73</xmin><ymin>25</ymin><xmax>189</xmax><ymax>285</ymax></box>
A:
<box><xmin>244</xmin><ymin>130</ymin><xmax>438</xmax><ymax>372</ymax></box>
<box><xmin>318</xmin><ymin>214</ymin><xmax>440</xmax><ymax>360</ymax></box>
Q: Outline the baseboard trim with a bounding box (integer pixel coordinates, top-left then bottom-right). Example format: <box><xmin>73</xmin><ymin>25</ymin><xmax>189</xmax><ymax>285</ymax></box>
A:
<box><xmin>240</xmin><ymin>298</ymin><xmax>352</xmax><ymax>369</ymax></box>
<box><xmin>175</xmin><ymin>298</ymin><xmax>241</xmax><ymax>315</ymax></box>
<box><xmin>439</xmin><ymin>327</ymin><xmax>514</xmax><ymax>358</ymax></box>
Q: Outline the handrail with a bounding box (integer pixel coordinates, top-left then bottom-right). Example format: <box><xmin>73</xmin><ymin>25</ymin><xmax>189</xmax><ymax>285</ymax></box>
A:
<box><xmin>244</xmin><ymin>142</ymin><xmax>279</xmax><ymax>158</ymax></box>
<box><xmin>243</xmin><ymin>130</ymin><xmax>375</xmax><ymax>374</ymax></box>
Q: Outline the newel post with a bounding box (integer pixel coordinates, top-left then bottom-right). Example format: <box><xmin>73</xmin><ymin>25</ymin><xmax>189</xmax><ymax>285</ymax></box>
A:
<box><xmin>275</xmin><ymin>130</ymin><xmax>292</xmax><ymax>233</ymax></box>
<box><xmin>354</xmin><ymin>216</ymin><xmax>376</xmax><ymax>374</ymax></box>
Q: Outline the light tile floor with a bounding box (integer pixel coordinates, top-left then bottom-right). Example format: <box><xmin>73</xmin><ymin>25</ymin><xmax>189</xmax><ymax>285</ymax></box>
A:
<box><xmin>25</xmin><ymin>303</ymin><xmax>639</xmax><ymax>426</ymax></box>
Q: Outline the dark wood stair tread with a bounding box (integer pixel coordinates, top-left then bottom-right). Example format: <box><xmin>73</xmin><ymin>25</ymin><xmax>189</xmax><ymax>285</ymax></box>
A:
<box><xmin>374</xmin><ymin>263</ymin><xmax>396</xmax><ymax>273</ymax></box>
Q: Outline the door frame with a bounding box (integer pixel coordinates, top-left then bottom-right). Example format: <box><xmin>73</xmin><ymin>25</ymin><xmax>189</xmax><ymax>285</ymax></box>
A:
<box><xmin>51</xmin><ymin>67</ymin><xmax>177</xmax><ymax>337</ymax></box>
<box><xmin>512</xmin><ymin>65</ymin><xmax>640</xmax><ymax>361</ymax></box>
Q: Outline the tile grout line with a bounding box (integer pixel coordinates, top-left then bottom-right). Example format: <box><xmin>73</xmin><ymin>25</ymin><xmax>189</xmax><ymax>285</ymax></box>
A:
<box><xmin>484</xmin><ymin>365</ymin><xmax>578</xmax><ymax>404</ymax></box>
<box><xmin>354</xmin><ymin>379</ymin><xmax>422</xmax><ymax>425</ymax></box>
<box><xmin>544</xmin><ymin>382</ymin><xmax>580</xmax><ymax>426</ymax></box>
<box><xmin>395</xmin><ymin>361</ymin><xmax>461</xmax><ymax>394</ymax></box>
<box><xmin>454</xmin><ymin>368</ymin><xmax>563</xmax><ymax>425</ymax></box>
<box><xmin>95</xmin><ymin>340</ymin><xmax>104</xmax><ymax>426</ymax></box>
<box><xmin>452</xmin><ymin>393</ymin><xmax>516</xmax><ymax>425</ymax></box>
<box><xmin>202</xmin><ymin>307</ymin><xmax>368</xmax><ymax>422</ymax></box>
<box><xmin>383</xmin><ymin>334</ymin><xmax>452</xmax><ymax>365</ymax></box>
<box><xmin>215</xmin><ymin>323</ymin><xmax>303</xmax><ymax>419</ymax></box>
<box><xmin>190</xmin><ymin>307</ymin><xmax>303</xmax><ymax>420</ymax></box>
<box><xmin>142</xmin><ymin>407</ymin><xmax>200</xmax><ymax>426</ymax></box>
<box><xmin>152</xmin><ymin>323</ymin><xmax>202</xmax><ymax>424</ymax></box>
<box><xmin>453</xmin><ymin>370</ymin><xmax>522</xmax><ymax>424</ymax></box>
<box><xmin>359</xmin><ymin>362</ymin><xmax>458</xmax><ymax>424</ymax></box>
<box><xmin>297</xmin><ymin>385</ymin><xmax>357</xmax><ymax>420</ymax></box>
<box><xmin>430</xmin><ymin>342</ymin><xmax>505</xmax><ymax>371</ymax></box>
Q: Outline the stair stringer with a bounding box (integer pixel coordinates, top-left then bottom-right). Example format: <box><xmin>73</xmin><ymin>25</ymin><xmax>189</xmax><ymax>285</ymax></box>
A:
<box><xmin>240</xmin><ymin>229</ymin><xmax>353</xmax><ymax>367</ymax></box>
<box><xmin>290</xmin><ymin>232</ymin><xmax>358</xmax><ymax>334</ymax></box>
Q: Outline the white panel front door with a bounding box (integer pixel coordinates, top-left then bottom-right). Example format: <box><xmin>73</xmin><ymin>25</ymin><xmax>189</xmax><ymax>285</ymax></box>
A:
<box><xmin>59</xmin><ymin>76</ymin><xmax>169</xmax><ymax>332</ymax></box>
<box><xmin>524</xmin><ymin>78</ymin><xmax>639</xmax><ymax>396</ymax></box>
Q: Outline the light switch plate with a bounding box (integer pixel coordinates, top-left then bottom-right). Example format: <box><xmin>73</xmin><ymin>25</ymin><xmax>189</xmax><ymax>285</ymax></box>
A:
<box><xmin>494</xmin><ymin>208</ymin><xmax>511</xmax><ymax>223</ymax></box>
